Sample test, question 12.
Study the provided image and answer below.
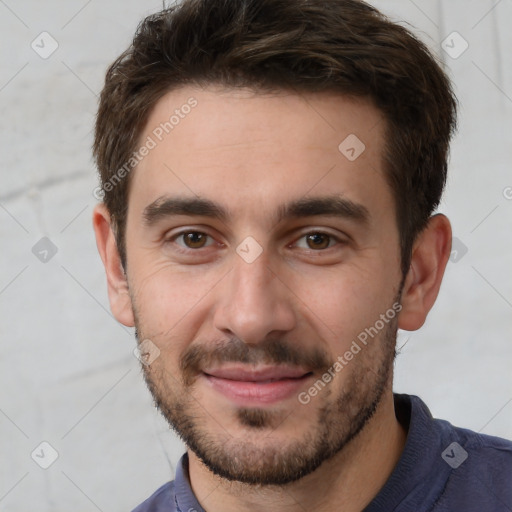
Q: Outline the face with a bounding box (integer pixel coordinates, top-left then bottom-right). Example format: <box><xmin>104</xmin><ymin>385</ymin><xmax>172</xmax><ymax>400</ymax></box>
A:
<box><xmin>123</xmin><ymin>86</ymin><xmax>404</xmax><ymax>484</ymax></box>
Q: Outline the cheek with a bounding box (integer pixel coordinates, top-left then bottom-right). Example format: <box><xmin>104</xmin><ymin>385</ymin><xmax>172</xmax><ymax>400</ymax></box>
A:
<box><xmin>129</xmin><ymin>261</ymin><xmax>220</xmax><ymax>340</ymax></box>
<box><xmin>293</xmin><ymin>264</ymin><xmax>396</xmax><ymax>352</ymax></box>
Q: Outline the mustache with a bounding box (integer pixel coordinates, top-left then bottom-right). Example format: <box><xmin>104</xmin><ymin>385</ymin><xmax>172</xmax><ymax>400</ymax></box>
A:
<box><xmin>180</xmin><ymin>337</ymin><xmax>331</xmax><ymax>386</ymax></box>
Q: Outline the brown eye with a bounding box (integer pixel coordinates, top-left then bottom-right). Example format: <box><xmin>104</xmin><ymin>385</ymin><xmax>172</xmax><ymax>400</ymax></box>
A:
<box><xmin>182</xmin><ymin>232</ymin><xmax>208</xmax><ymax>248</ymax></box>
<box><xmin>305</xmin><ymin>233</ymin><xmax>331</xmax><ymax>250</ymax></box>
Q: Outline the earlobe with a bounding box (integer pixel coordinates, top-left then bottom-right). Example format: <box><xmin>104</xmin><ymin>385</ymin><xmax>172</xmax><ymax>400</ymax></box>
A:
<box><xmin>92</xmin><ymin>204</ymin><xmax>135</xmax><ymax>327</ymax></box>
<box><xmin>398</xmin><ymin>214</ymin><xmax>452</xmax><ymax>331</ymax></box>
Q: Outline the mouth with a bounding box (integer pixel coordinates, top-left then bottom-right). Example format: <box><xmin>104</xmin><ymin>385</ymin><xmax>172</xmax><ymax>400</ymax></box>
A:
<box><xmin>202</xmin><ymin>365</ymin><xmax>313</xmax><ymax>405</ymax></box>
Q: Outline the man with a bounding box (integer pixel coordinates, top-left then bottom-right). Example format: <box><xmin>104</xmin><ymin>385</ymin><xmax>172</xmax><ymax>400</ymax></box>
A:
<box><xmin>92</xmin><ymin>0</ymin><xmax>512</xmax><ymax>510</ymax></box>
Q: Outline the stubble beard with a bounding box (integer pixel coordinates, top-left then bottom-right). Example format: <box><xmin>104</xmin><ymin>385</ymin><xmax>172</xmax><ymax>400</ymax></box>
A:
<box><xmin>136</xmin><ymin>310</ymin><xmax>398</xmax><ymax>486</ymax></box>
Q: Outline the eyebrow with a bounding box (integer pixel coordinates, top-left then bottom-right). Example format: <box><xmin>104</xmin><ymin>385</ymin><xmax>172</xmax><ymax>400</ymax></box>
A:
<box><xmin>142</xmin><ymin>195</ymin><xmax>370</xmax><ymax>226</ymax></box>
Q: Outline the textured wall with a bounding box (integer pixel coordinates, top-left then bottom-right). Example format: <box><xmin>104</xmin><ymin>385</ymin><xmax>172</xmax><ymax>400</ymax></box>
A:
<box><xmin>1</xmin><ymin>1</ymin><xmax>511</xmax><ymax>510</ymax></box>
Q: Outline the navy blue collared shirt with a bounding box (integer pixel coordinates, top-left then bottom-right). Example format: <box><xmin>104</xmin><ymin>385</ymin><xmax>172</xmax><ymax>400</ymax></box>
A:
<box><xmin>132</xmin><ymin>394</ymin><xmax>512</xmax><ymax>511</ymax></box>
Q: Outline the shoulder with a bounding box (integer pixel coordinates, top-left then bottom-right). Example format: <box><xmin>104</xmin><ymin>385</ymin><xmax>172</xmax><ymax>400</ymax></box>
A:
<box><xmin>392</xmin><ymin>394</ymin><xmax>512</xmax><ymax>511</ymax></box>
<box><xmin>434</xmin><ymin>420</ymin><xmax>512</xmax><ymax>509</ymax></box>
<box><xmin>453</xmin><ymin>424</ymin><xmax>512</xmax><ymax>481</ymax></box>
<box><xmin>442</xmin><ymin>419</ymin><xmax>512</xmax><ymax>467</ymax></box>
<box><xmin>131</xmin><ymin>481</ymin><xmax>175</xmax><ymax>512</ymax></box>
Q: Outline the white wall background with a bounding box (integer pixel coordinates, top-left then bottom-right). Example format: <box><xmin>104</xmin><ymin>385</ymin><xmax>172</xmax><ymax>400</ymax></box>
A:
<box><xmin>0</xmin><ymin>1</ymin><xmax>511</xmax><ymax>510</ymax></box>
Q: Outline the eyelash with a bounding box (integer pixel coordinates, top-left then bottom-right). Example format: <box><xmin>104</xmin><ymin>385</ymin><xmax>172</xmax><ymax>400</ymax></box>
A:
<box><xmin>166</xmin><ymin>229</ymin><xmax>345</xmax><ymax>253</ymax></box>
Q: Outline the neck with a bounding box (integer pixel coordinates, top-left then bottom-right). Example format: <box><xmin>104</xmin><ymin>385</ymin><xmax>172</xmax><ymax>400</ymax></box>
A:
<box><xmin>187</xmin><ymin>389</ymin><xmax>407</xmax><ymax>512</ymax></box>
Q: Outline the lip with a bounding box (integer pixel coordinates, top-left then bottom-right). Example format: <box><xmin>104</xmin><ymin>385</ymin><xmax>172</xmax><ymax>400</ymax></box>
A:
<box><xmin>202</xmin><ymin>365</ymin><xmax>312</xmax><ymax>405</ymax></box>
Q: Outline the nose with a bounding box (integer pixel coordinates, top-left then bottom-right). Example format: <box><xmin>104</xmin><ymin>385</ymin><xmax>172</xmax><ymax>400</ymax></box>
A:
<box><xmin>212</xmin><ymin>250</ymin><xmax>296</xmax><ymax>345</ymax></box>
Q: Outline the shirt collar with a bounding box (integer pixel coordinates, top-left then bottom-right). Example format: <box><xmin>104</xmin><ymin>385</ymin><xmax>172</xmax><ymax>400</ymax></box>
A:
<box><xmin>174</xmin><ymin>452</ymin><xmax>205</xmax><ymax>512</ymax></box>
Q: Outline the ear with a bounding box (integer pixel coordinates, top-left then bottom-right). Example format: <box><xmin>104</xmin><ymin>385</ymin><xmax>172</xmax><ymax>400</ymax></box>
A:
<box><xmin>92</xmin><ymin>203</ymin><xmax>135</xmax><ymax>327</ymax></box>
<box><xmin>398</xmin><ymin>214</ymin><xmax>452</xmax><ymax>331</ymax></box>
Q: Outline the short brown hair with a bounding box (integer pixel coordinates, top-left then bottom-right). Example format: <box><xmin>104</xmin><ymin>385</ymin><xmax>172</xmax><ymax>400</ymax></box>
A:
<box><xmin>93</xmin><ymin>0</ymin><xmax>457</xmax><ymax>275</ymax></box>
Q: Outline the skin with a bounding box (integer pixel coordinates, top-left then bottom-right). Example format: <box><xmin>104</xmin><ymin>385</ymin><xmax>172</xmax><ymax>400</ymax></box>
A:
<box><xmin>93</xmin><ymin>86</ymin><xmax>452</xmax><ymax>512</ymax></box>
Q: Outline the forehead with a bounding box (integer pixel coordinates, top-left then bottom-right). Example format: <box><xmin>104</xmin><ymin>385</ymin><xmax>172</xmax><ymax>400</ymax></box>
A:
<box><xmin>128</xmin><ymin>86</ymin><xmax>390</xmax><ymax>225</ymax></box>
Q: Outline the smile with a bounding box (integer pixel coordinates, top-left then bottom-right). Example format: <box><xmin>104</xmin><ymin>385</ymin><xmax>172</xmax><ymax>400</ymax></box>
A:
<box><xmin>202</xmin><ymin>365</ymin><xmax>313</xmax><ymax>406</ymax></box>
